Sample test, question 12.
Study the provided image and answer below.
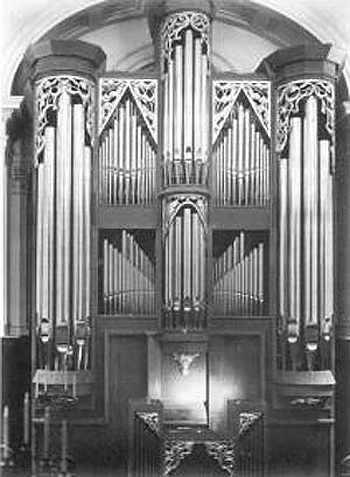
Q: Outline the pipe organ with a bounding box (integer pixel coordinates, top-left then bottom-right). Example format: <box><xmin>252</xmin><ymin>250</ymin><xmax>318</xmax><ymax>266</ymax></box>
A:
<box><xmin>14</xmin><ymin>11</ymin><xmax>344</xmax><ymax>476</ymax></box>
<box><xmin>212</xmin><ymin>81</ymin><xmax>271</xmax><ymax>206</ymax></box>
<box><xmin>161</xmin><ymin>11</ymin><xmax>210</xmax><ymax>187</ymax></box>
<box><xmin>162</xmin><ymin>195</ymin><xmax>207</xmax><ymax>330</ymax></box>
<box><xmin>35</xmin><ymin>76</ymin><xmax>94</xmax><ymax>370</ymax></box>
<box><xmin>99</xmin><ymin>79</ymin><xmax>158</xmax><ymax>205</ymax></box>
<box><xmin>212</xmin><ymin>231</ymin><xmax>267</xmax><ymax>317</ymax></box>
<box><xmin>100</xmin><ymin>230</ymin><xmax>156</xmax><ymax>316</ymax></box>
<box><xmin>276</xmin><ymin>79</ymin><xmax>335</xmax><ymax>370</ymax></box>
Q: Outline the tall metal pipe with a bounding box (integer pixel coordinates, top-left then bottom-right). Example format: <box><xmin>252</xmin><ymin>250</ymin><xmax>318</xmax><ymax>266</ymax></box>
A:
<box><xmin>303</xmin><ymin>96</ymin><xmax>318</xmax><ymax>330</ymax></box>
<box><xmin>56</xmin><ymin>90</ymin><xmax>72</xmax><ymax>326</ymax></box>
<box><xmin>279</xmin><ymin>158</ymin><xmax>288</xmax><ymax>324</ymax></box>
<box><xmin>289</xmin><ymin>118</ymin><xmax>302</xmax><ymax>338</ymax></box>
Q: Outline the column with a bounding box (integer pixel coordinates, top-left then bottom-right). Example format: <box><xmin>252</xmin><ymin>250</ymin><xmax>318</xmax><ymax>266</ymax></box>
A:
<box><xmin>148</xmin><ymin>1</ymin><xmax>211</xmax><ymax>330</ymax></box>
<box><xmin>22</xmin><ymin>40</ymin><xmax>105</xmax><ymax>369</ymax></box>
<box><xmin>260</xmin><ymin>44</ymin><xmax>343</xmax><ymax>476</ymax></box>
<box><xmin>0</xmin><ymin>98</ymin><xmax>23</xmax><ymax>336</ymax></box>
<box><xmin>335</xmin><ymin>102</ymin><xmax>350</xmax><ymax>469</ymax></box>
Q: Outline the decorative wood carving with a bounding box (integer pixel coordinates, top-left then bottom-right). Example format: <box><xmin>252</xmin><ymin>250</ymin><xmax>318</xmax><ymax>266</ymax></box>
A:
<box><xmin>99</xmin><ymin>78</ymin><xmax>158</xmax><ymax>142</ymax></box>
<box><xmin>161</xmin><ymin>11</ymin><xmax>210</xmax><ymax>65</ymax></box>
<box><xmin>35</xmin><ymin>76</ymin><xmax>95</xmax><ymax>163</ymax></box>
<box><xmin>212</xmin><ymin>80</ymin><xmax>271</xmax><ymax>144</ymax></box>
<box><xmin>276</xmin><ymin>79</ymin><xmax>335</xmax><ymax>158</ymax></box>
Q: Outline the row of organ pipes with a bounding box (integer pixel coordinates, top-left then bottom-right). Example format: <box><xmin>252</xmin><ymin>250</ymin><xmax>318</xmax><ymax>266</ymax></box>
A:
<box><xmin>102</xmin><ymin>231</ymin><xmax>155</xmax><ymax>315</ymax></box>
<box><xmin>162</xmin><ymin>25</ymin><xmax>209</xmax><ymax>186</ymax></box>
<box><xmin>35</xmin><ymin>88</ymin><xmax>92</xmax><ymax>370</ymax></box>
<box><xmin>37</xmin><ymin>319</ymin><xmax>91</xmax><ymax>371</ymax></box>
<box><xmin>163</xmin><ymin>205</ymin><xmax>206</xmax><ymax>329</ymax></box>
<box><xmin>99</xmin><ymin>95</ymin><xmax>156</xmax><ymax>205</ymax></box>
<box><xmin>279</xmin><ymin>96</ymin><xmax>334</xmax><ymax>369</ymax></box>
<box><xmin>213</xmin><ymin>232</ymin><xmax>266</xmax><ymax>316</ymax></box>
<box><xmin>213</xmin><ymin>101</ymin><xmax>270</xmax><ymax>206</ymax></box>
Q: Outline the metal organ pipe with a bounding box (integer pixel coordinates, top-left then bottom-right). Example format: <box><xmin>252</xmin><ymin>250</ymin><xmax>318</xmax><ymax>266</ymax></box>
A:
<box><xmin>161</xmin><ymin>13</ymin><xmax>210</xmax><ymax>186</ymax></box>
<box><xmin>56</xmin><ymin>90</ymin><xmax>72</xmax><ymax>326</ymax></box>
<box><xmin>174</xmin><ymin>43</ymin><xmax>183</xmax><ymax>162</ymax></box>
<box><xmin>183</xmin><ymin>208</ymin><xmax>191</xmax><ymax>302</ymax></box>
<box><xmin>288</xmin><ymin>118</ymin><xmax>302</xmax><ymax>341</ymax></box>
<box><xmin>201</xmin><ymin>44</ymin><xmax>208</xmax><ymax>167</ymax></box>
<box><xmin>237</xmin><ymin>103</ymin><xmax>244</xmax><ymax>205</ymax></box>
<box><xmin>84</xmin><ymin>145</ymin><xmax>91</xmax><ymax>318</ymax></box>
<box><xmin>212</xmin><ymin>232</ymin><xmax>265</xmax><ymax>316</ymax></box>
<box><xmin>213</xmin><ymin>101</ymin><xmax>270</xmax><ymax>207</ymax></box>
<box><xmin>35</xmin><ymin>76</ymin><xmax>94</xmax><ymax>371</ymax></box>
<box><xmin>184</xmin><ymin>29</ymin><xmax>194</xmax><ymax>163</ymax></box>
<box><xmin>194</xmin><ymin>37</ymin><xmax>202</xmax><ymax>161</ymax></box>
<box><xmin>279</xmin><ymin>158</ymin><xmax>288</xmax><ymax>328</ymax></box>
<box><xmin>163</xmin><ymin>202</ymin><xmax>206</xmax><ymax>329</ymax></box>
<box><xmin>102</xmin><ymin>231</ymin><xmax>155</xmax><ymax>315</ymax></box>
<box><xmin>303</xmin><ymin>97</ymin><xmax>319</xmax><ymax>345</ymax></box>
<box><xmin>244</xmin><ymin>108</ymin><xmax>250</xmax><ymax>205</ymax></box>
<box><xmin>319</xmin><ymin>141</ymin><xmax>327</xmax><ymax>336</ymax></box>
<box><xmin>276</xmin><ymin>79</ymin><xmax>335</xmax><ymax>369</ymax></box>
<box><xmin>99</xmin><ymin>95</ymin><xmax>156</xmax><ymax>205</ymax></box>
<box><xmin>168</xmin><ymin>55</ymin><xmax>174</xmax><ymax>166</ymax></box>
<box><xmin>320</xmin><ymin>139</ymin><xmax>334</xmax><ymax>339</ymax></box>
<box><xmin>175</xmin><ymin>214</ymin><xmax>182</xmax><ymax>309</ymax></box>
<box><xmin>47</xmin><ymin>127</ymin><xmax>55</xmax><ymax>322</ymax></box>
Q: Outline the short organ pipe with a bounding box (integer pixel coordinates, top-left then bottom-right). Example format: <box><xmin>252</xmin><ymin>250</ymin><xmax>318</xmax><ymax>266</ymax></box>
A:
<box><xmin>99</xmin><ymin>93</ymin><xmax>156</xmax><ymax>205</ymax></box>
<box><xmin>213</xmin><ymin>232</ymin><xmax>266</xmax><ymax>317</ymax></box>
<box><xmin>213</xmin><ymin>100</ymin><xmax>270</xmax><ymax>206</ymax></box>
<box><xmin>163</xmin><ymin>203</ymin><xmax>206</xmax><ymax>329</ymax></box>
<box><xmin>101</xmin><ymin>231</ymin><xmax>155</xmax><ymax>316</ymax></box>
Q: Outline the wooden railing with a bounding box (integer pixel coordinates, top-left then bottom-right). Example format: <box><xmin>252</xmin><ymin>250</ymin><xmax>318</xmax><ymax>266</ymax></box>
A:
<box><xmin>129</xmin><ymin>399</ymin><xmax>265</xmax><ymax>477</ymax></box>
<box><xmin>129</xmin><ymin>399</ymin><xmax>163</xmax><ymax>477</ymax></box>
<box><xmin>236</xmin><ymin>411</ymin><xmax>265</xmax><ymax>477</ymax></box>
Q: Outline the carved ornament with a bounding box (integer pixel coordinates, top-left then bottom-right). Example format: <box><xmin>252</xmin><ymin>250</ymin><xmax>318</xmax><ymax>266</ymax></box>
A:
<box><xmin>213</xmin><ymin>80</ymin><xmax>271</xmax><ymax>144</ymax></box>
<box><xmin>35</xmin><ymin>76</ymin><xmax>95</xmax><ymax>164</ymax></box>
<box><xmin>99</xmin><ymin>78</ymin><xmax>158</xmax><ymax>142</ymax></box>
<box><xmin>276</xmin><ymin>79</ymin><xmax>335</xmax><ymax>154</ymax></box>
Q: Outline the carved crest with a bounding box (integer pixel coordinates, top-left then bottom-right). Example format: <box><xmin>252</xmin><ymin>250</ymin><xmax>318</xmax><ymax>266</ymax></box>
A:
<box><xmin>35</xmin><ymin>76</ymin><xmax>95</xmax><ymax>164</ymax></box>
<box><xmin>276</xmin><ymin>79</ymin><xmax>335</xmax><ymax>154</ymax></box>
<box><xmin>212</xmin><ymin>80</ymin><xmax>271</xmax><ymax>144</ymax></box>
<box><xmin>99</xmin><ymin>78</ymin><xmax>158</xmax><ymax>142</ymax></box>
<box><xmin>172</xmin><ymin>353</ymin><xmax>200</xmax><ymax>376</ymax></box>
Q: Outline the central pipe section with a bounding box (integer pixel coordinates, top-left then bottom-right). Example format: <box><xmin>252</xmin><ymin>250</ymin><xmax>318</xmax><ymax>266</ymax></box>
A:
<box><xmin>160</xmin><ymin>10</ymin><xmax>211</xmax><ymax>186</ymax></box>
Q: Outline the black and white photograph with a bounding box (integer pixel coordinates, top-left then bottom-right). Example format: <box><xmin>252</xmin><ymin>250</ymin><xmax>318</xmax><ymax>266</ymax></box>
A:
<box><xmin>0</xmin><ymin>0</ymin><xmax>350</xmax><ymax>475</ymax></box>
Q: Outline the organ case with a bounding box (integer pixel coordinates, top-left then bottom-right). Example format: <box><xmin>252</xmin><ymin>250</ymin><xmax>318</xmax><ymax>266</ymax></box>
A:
<box><xmin>276</xmin><ymin>79</ymin><xmax>335</xmax><ymax>371</ymax></box>
<box><xmin>34</xmin><ymin>75</ymin><xmax>94</xmax><ymax>371</ymax></box>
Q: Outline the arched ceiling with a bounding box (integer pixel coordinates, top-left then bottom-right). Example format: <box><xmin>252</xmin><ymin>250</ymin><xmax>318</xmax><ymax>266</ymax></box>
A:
<box><xmin>1</xmin><ymin>0</ymin><xmax>349</xmax><ymax>99</ymax></box>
